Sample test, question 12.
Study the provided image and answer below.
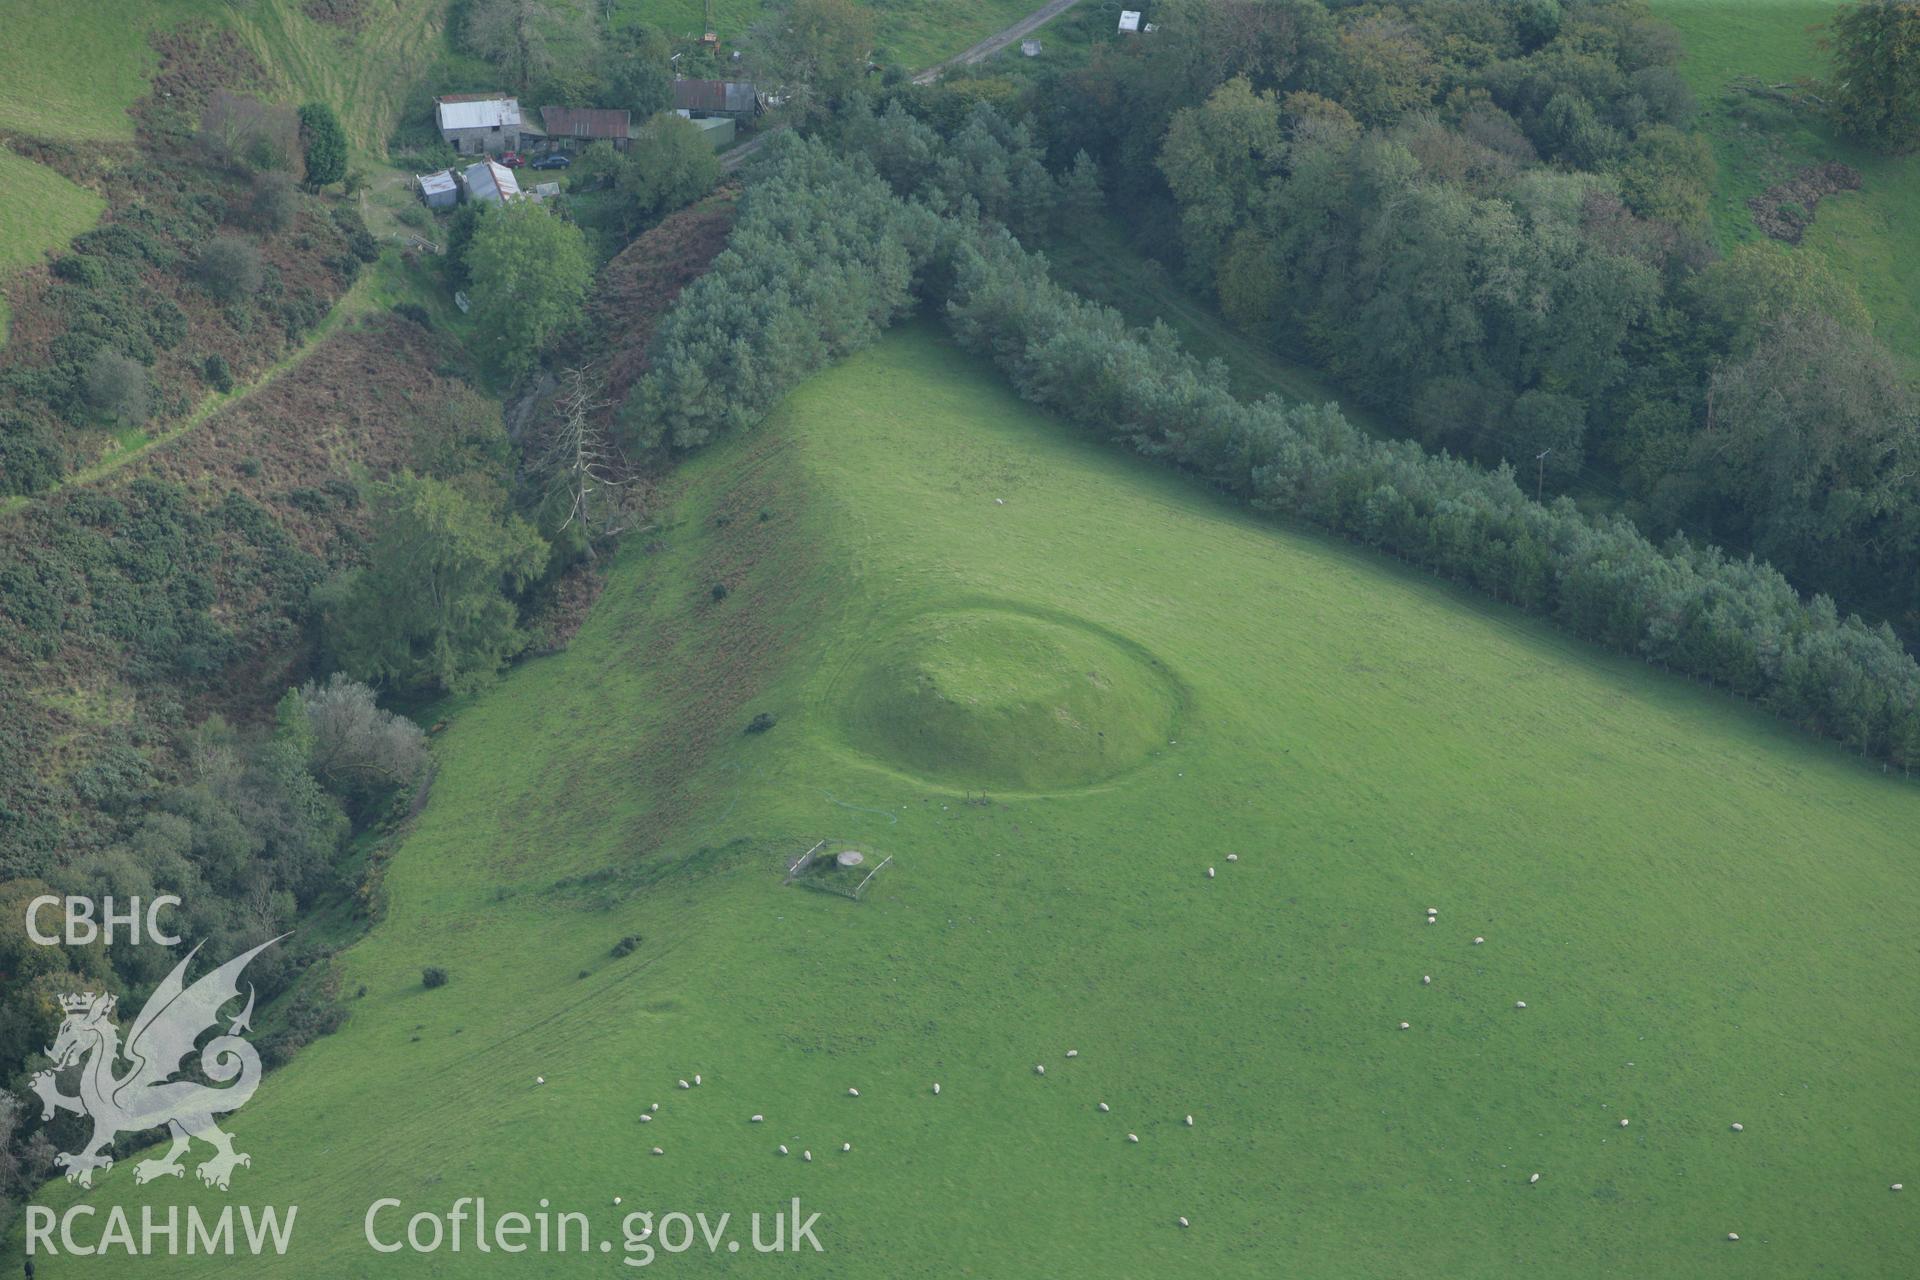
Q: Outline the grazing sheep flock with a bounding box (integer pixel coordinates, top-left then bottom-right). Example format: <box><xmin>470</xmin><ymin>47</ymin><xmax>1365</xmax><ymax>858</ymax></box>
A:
<box><xmin>610</xmin><ymin>893</ymin><xmax>1906</xmax><ymax>1246</ymax></box>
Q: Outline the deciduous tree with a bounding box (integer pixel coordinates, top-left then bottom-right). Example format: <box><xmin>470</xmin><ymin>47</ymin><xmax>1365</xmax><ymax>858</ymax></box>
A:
<box><xmin>615</xmin><ymin>112</ymin><xmax>719</xmax><ymax>232</ymax></box>
<box><xmin>1828</xmin><ymin>0</ymin><xmax>1920</xmax><ymax>151</ymax></box>
<box><xmin>466</xmin><ymin>201</ymin><xmax>592</xmax><ymax>380</ymax></box>
<box><xmin>750</xmin><ymin>0</ymin><xmax>874</xmax><ymax>122</ymax></box>
<box><xmin>316</xmin><ymin>473</ymin><xmax>548</xmax><ymax>694</ymax></box>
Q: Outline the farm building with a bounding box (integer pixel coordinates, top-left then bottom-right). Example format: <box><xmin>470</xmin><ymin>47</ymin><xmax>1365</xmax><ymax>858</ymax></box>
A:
<box><xmin>435</xmin><ymin>94</ymin><xmax>525</xmax><ymax>156</ymax></box>
<box><xmin>671</xmin><ymin>79</ymin><xmax>762</xmax><ymax>120</ymax></box>
<box><xmin>690</xmin><ymin>116</ymin><xmax>737</xmax><ymax>150</ymax></box>
<box><xmin>539</xmin><ymin>106</ymin><xmax>632</xmax><ymax>152</ymax></box>
<box><xmin>461</xmin><ymin>159</ymin><xmax>522</xmax><ymax>205</ymax></box>
<box><xmin>1118</xmin><ymin>10</ymin><xmax>1142</xmax><ymax>33</ymax></box>
<box><xmin>416</xmin><ymin>169</ymin><xmax>458</xmax><ymax>210</ymax></box>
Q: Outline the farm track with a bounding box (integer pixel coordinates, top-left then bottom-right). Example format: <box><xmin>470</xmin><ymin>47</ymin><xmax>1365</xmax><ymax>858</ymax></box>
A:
<box><xmin>724</xmin><ymin>0</ymin><xmax>1087</xmax><ymax>171</ymax></box>
<box><xmin>0</xmin><ymin>273</ymin><xmax>376</xmax><ymax>515</ymax></box>
<box><xmin>912</xmin><ymin>0</ymin><xmax>1086</xmax><ymax>83</ymax></box>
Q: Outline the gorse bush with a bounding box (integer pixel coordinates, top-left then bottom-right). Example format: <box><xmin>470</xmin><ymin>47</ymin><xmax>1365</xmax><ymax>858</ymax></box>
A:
<box><xmin>202</xmin><ymin>351</ymin><xmax>235</xmax><ymax>392</ymax></box>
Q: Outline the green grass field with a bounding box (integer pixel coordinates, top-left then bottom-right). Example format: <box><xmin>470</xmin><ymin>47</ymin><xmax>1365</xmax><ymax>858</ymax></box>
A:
<box><xmin>21</xmin><ymin>323</ymin><xmax>1920</xmax><ymax>1276</ymax></box>
<box><xmin>0</xmin><ymin>0</ymin><xmax>450</xmax><ymax>348</ymax></box>
<box><xmin>0</xmin><ymin>1</ymin><xmax>194</xmax><ymax>341</ymax></box>
<box><xmin>0</xmin><ymin>150</ymin><xmax>105</xmax><ymax>345</ymax></box>
<box><xmin>0</xmin><ymin>0</ymin><xmax>447</xmax><ymax>151</ymax></box>
<box><xmin>622</xmin><ymin>0</ymin><xmax>1052</xmax><ymax>70</ymax></box>
<box><xmin>1653</xmin><ymin>0</ymin><xmax>1920</xmax><ymax>361</ymax></box>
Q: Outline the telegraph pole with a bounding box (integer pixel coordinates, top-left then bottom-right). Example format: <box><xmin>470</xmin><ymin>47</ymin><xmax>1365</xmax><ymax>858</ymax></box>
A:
<box><xmin>1535</xmin><ymin>448</ymin><xmax>1552</xmax><ymax>503</ymax></box>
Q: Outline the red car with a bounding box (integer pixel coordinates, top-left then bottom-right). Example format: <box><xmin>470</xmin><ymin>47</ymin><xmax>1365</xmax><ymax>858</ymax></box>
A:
<box><xmin>498</xmin><ymin>151</ymin><xmax>524</xmax><ymax>168</ymax></box>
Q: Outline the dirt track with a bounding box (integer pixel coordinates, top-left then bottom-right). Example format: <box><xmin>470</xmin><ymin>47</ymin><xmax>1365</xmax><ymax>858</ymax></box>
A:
<box><xmin>912</xmin><ymin>0</ymin><xmax>1088</xmax><ymax>84</ymax></box>
<box><xmin>722</xmin><ymin>0</ymin><xmax>1088</xmax><ymax>171</ymax></box>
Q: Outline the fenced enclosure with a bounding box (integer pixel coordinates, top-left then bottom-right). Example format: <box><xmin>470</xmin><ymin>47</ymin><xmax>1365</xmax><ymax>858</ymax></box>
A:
<box><xmin>784</xmin><ymin>840</ymin><xmax>895</xmax><ymax>901</ymax></box>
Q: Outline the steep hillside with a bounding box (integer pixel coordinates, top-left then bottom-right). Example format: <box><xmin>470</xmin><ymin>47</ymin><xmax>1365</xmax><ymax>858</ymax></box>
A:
<box><xmin>0</xmin><ymin>0</ymin><xmax>451</xmax><ymax>339</ymax></box>
<box><xmin>23</xmin><ymin>324</ymin><xmax>1918</xmax><ymax>1277</ymax></box>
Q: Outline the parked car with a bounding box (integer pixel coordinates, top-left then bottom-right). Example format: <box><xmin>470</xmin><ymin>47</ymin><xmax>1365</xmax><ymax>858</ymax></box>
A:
<box><xmin>498</xmin><ymin>151</ymin><xmax>524</xmax><ymax>168</ymax></box>
<box><xmin>529</xmin><ymin>153</ymin><xmax>572</xmax><ymax>170</ymax></box>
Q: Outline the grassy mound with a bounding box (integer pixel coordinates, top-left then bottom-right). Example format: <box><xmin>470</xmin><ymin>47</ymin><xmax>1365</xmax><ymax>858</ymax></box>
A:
<box><xmin>838</xmin><ymin>608</ymin><xmax>1178</xmax><ymax>790</ymax></box>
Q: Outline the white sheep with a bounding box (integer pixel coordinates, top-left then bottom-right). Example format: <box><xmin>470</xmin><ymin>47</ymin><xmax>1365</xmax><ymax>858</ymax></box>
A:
<box><xmin>1227</xmin><ymin>854</ymin><xmax>1239</xmax><ymax>862</ymax></box>
<box><xmin>678</xmin><ymin>1079</ymin><xmax>691</xmax><ymax>1089</ymax></box>
<box><xmin>650</xmin><ymin>1103</ymin><xmax>659</xmax><ymax>1112</ymax></box>
<box><xmin>848</xmin><ymin>1088</ymin><xmax>860</xmax><ymax>1097</ymax></box>
<box><xmin>1727</xmin><ymin>1233</ymin><xmax>1739</xmax><ymax>1242</ymax></box>
<box><xmin>1399</xmin><ymin>1021</ymin><xmax>1411</xmax><ymax>1030</ymax></box>
<box><xmin>932</xmin><ymin>1083</ymin><xmax>941</xmax><ymax>1095</ymax></box>
<box><xmin>639</xmin><ymin>1114</ymin><xmax>652</xmax><ymax>1123</ymax></box>
<box><xmin>1528</xmin><ymin>1173</ymin><xmax>1540</xmax><ymax>1184</ymax></box>
<box><xmin>1426</xmin><ymin>907</ymin><xmax>1438</xmax><ymax>916</ymax></box>
<box><xmin>651</xmin><ymin>1147</ymin><xmax>664</xmax><ymax>1156</ymax></box>
<box><xmin>1177</xmin><ymin>1217</ymin><xmax>1190</xmax><ymax>1228</ymax></box>
<box><xmin>536</xmin><ymin>1076</ymin><xmax>546</xmax><ymax>1085</ymax></box>
<box><xmin>1207</xmin><ymin>867</ymin><xmax>1215</xmax><ymax>878</ymax></box>
<box><xmin>1426</xmin><ymin>917</ymin><xmax>1436</xmax><ymax>925</ymax></box>
<box><xmin>1036</xmin><ymin>1064</ymin><xmax>1046</xmax><ymax>1076</ymax></box>
<box><xmin>778</xmin><ymin>1145</ymin><xmax>788</xmax><ymax>1155</ymax></box>
<box><xmin>803</xmin><ymin>1150</ymin><xmax>813</xmax><ymax>1162</ymax></box>
<box><xmin>750</xmin><ymin>1114</ymin><xmax>763</xmax><ymax>1123</ymax></box>
<box><xmin>1184</xmin><ymin>1115</ymin><xmax>1194</xmax><ymax>1127</ymax></box>
<box><xmin>1619</xmin><ymin>1118</ymin><xmax>1630</xmax><ymax>1127</ymax></box>
<box><xmin>1066</xmin><ymin>1049</ymin><xmax>1079</xmax><ymax>1058</ymax></box>
<box><xmin>1894</xmin><ymin>1184</ymin><xmax>1905</xmax><ymax>1192</ymax></box>
<box><xmin>1422</xmin><ymin>975</ymin><xmax>1432</xmax><ymax>985</ymax></box>
<box><xmin>614</xmin><ymin>1197</ymin><xmax>623</xmax><ymax>1206</ymax></box>
<box><xmin>1127</xmin><ymin>1133</ymin><xmax>1140</xmax><ymax>1143</ymax></box>
<box><xmin>1731</xmin><ymin>1123</ymin><xmax>1743</xmax><ymax>1132</ymax></box>
<box><xmin>694</xmin><ymin>1074</ymin><xmax>702</xmax><ymax>1086</ymax></box>
<box><xmin>1515</xmin><ymin>1001</ymin><xmax>1527</xmax><ymax>1009</ymax></box>
<box><xmin>1473</xmin><ymin>936</ymin><xmax>1485</xmax><ymax>945</ymax></box>
<box><xmin>1098</xmin><ymin>1102</ymin><xmax>1110</xmax><ymax>1113</ymax></box>
<box><xmin>841</xmin><ymin>1142</ymin><xmax>852</xmax><ymax>1152</ymax></box>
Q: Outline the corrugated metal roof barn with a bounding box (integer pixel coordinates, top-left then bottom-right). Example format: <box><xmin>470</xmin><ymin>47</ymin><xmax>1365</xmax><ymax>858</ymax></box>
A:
<box><xmin>436</xmin><ymin>96</ymin><xmax>522</xmax><ymax>132</ymax></box>
<box><xmin>671</xmin><ymin>79</ymin><xmax>760</xmax><ymax>116</ymax></box>
<box><xmin>540</xmin><ymin>106</ymin><xmax>631</xmax><ymax>142</ymax></box>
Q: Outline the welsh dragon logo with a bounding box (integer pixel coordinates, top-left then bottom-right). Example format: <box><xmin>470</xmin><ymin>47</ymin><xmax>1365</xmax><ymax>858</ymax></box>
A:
<box><xmin>26</xmin><ymin>937</ymin><xmax>282</xmax><ymax>1191</ymax></box>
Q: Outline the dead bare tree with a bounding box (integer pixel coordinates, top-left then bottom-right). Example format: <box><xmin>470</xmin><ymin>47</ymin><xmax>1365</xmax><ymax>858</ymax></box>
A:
<box><xmin>533</xmin><ymin>366</ymin><xmax>631</xmax><ymax>559</ymax></box>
